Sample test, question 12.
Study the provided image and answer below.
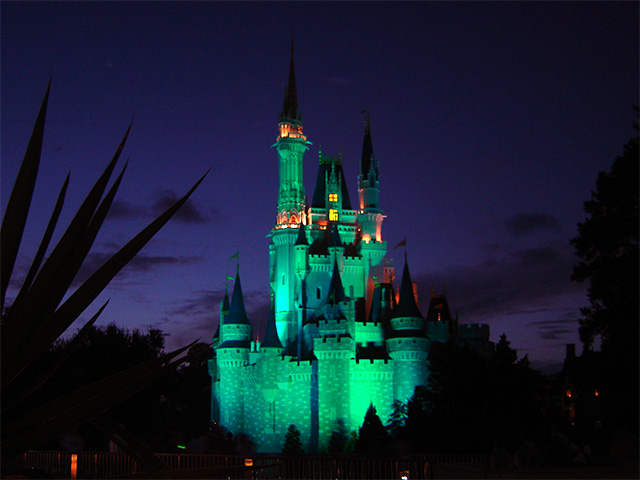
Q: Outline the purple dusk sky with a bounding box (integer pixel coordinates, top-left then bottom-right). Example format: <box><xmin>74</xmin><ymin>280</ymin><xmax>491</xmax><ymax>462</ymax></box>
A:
<box><xmin>2</xmin><ymin>2</ymin><xmax>638</xmax><ymax>371</ymax></box>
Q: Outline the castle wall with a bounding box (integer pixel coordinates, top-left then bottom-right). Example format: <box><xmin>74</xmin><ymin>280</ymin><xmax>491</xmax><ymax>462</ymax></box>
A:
<box><xmin>314</xmin><ymin>335</ymin><xmax>354</xmax><ymax>448</ymax></box>
<box><xmin>217</xmin><ymin>349</ymin><xmax>247</xmax><ymax>434</ymax></box>
<box><xmin>349</xmin><ymin>359</ymin><xmax>394</xmax><ymax>432</ymax></box>
<box><xmin>387</xmin><ymin>338</ymin><xmax>430</xmax><ymax>403</ymax></box>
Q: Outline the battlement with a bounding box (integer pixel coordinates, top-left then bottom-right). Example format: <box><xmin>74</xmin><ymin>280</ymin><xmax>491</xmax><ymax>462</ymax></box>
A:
<box><xmin>315</xmin><ymin>334</ymin><xmax>354</xmax><ymax>347</ymax></box>
<box><xmin>351</xmin><ymin>358</ymin><xmax>393</xmax><ymax>381</ymax></box>
<box><xmin>458</xmin><ymin>323</ymin><xmax>490</xmax><ymax>339</ymax></box>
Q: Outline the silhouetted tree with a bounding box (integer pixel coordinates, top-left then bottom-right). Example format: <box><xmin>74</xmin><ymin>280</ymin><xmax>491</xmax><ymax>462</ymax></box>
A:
<box><xmin>163</xmin><ymin>342</ymin><xmax>214</xmax><ymax>445</ymax></box>
<box><xmin>386</xmin><ymin>399</ymin><xmax>407</xmax><ymax>438</ymax></box>
<box><xmin>328</xmin><ymin>419</ymin><xmax>348</xmax><ymax>453</ymax></box>
<box><xmin>400</xmin><ymin>339</ymin><xmax>545</xmax><ymax>455</ymax></box>
<box><xmin>570</xmin><ymin>108</ymin><xmax>639</xmax><ymax>436</ymax></box>
<box><xmin>282</xmin><ymin>424</ymin><xmax>303</xmax><ymax>454</ymax></box>
<box><xmin>355</xmin><ymin>404</ymin><xmax>391</xmax><ymax>455</ymax></box>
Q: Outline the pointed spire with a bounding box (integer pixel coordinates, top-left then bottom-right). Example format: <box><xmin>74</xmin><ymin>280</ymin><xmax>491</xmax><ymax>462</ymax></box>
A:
<box><xmin>360</xmin><ymin>111</ymin><xmax>376</xmax><ymax>177</ymax></box>
<box><xmin>393</xmin><ymin>256</ymin><xmax>422</xmax><ymax>319</ymax></box>
<box><xmin>329</xmin><ymin>224</ymin><xmax>342</xmax><ymax>247</ymax></box>
<box><xmin>326</xmin><ymin>258</ymin><xmax>346</xmax><ymax>305</ymax></box>
<box><xmin>225</xmin><ymin>268</ymin><xmax>251</xmax><ymax>325</ymax></box>
<box><xmin>280</xmin><ymin>33</ymin><xmax>300</xmax><ymax>124</ymax></box>
<box><xmin>261</xmin><ymin>301</ymin><xmax>283</xmax><ymax>349</ymax></box>
<box><xmin>221</xmin><ymin>284</ymin><xmax>230</xmax><ymax>323</ymax></box>
<box><xmin>295</xmin><ymin>223</ymin><xmax>308</xmax><ymax>246</ymax></box>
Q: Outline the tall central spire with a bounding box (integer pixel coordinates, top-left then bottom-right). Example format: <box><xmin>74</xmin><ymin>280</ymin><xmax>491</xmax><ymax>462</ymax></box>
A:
<box><xmin>280</xmin><ymin>35</ymin><xmax>300</xmax><ymax>124</ymax></box>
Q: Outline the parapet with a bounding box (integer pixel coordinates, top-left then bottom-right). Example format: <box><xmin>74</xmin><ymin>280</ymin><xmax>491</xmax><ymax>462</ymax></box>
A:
<box><xmin>458</xmin><ymin>323</ymin><xmax>490</xmax><ymax>340</ymax></box>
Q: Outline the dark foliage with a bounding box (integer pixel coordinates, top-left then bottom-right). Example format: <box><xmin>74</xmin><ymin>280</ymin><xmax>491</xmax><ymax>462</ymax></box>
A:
<box><xmin>354</xmin><ymin>404</ymin><xmax>391</xmax><ymax>455</ymax></box>
<box><xmin>399</xmin><ymin>337</ymin><xmax>545</xmax><ymax>455</ymax></box>
<box><xmin>570</xmin><ymin>108</ymin><xmax>639</xmax><ymax>438</ymax></box>
<box><xmin>571</xmin><ymin>113</ymin><xmax>639</xmax><ymax>353</ymax></box>
<box><xmin>282</xmin><ymin>424</ymin><xmax>303</xmax><ymax>454</ymax></box>
<box><xmin>7</xmin><ymin>325</ymin><xmax>214</xmax><ymax>452</ymax></box>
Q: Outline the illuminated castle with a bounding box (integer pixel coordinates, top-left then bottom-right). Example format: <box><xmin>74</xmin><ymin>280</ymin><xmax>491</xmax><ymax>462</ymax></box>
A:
<box><xmin>208</xmin><ymin>45</ymin><xmax>491</xmax><ymax>453</ymax></box>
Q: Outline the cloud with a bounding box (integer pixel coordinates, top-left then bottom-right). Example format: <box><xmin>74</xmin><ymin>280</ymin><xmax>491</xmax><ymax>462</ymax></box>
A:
<box><xmin>415</xmin><ymin>239</ymin><xmax>584</xmax><ymax>326</ymax></box>
<box><xmin>528</xmin><ymin>314</ymin><xmax>581</xmax><ymax>341</ymax></box>
<box><xmin>150</xmin><ymin>190</ymin><xmax>209</xmax><ymax>224</ymax></box>
<box><xmin>106</xmin><ymin>192</ymin><xmax>215</xmax><ymax>224</ymax></box>
<box><xmin>505</xmin><ymin>213</ymin><xmax>562</xmax><ymax>236</ymax></box>
<box><xmin>73</xmin><ymin>252</ymin><xmax>203</xmax><ymax>286</ymax></box>
<box><xmin>107</xmin><ymin>200</ymin><xmax>146</xmax><ymax>219</ymax></box>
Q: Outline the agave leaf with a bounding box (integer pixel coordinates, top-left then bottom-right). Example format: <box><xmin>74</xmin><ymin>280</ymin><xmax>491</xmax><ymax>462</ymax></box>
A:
<box><xmin>3</xmin><ymin>301</ymin><xmax>108</xmax><ymax>411</ymax></box>
<box><xmin>3</xmin><ymin>341</ymin><xmax>196</xmax><ymax>451</ymax></box>
<box><xmin>1</xmin><ymin>125</ymin><xmax>131</xmax><ymax>367</ymax></box>
<box><xmin>25</xmin><ymin>171</ymin><xmax>208</xmax><ymax>357</ymax></box>
<box><xmin>89</xmin><ymin>417</ymin><xmax>169</xmax><ymax>474</ymax></box>
<box><xmin>1</xmin><ymin>151</ymin><xmax>130</xmax><ymax>387</ymax></box>
<box><xmin>10</xmin><ymin>173</ymin><xmax>70</xmax><ymax>315</ymax></box>
<box><xmin>0</xmin><ymin>80</ymin><xmax>50</xmax><ymax>312</ymax></box>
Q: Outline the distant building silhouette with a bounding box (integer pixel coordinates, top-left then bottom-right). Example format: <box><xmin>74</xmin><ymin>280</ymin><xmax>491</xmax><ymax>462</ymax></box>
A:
<box><xmin>208</xmin><ymin>44</ymin><xmax>492</xmax><ymax>453</ymax></box>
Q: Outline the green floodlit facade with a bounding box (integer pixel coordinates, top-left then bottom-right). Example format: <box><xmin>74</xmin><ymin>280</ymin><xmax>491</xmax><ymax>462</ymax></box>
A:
<box><xmin>208</xmin><ymin>45</ymin><xmax>492</xmax><ymax>453</ymax></box>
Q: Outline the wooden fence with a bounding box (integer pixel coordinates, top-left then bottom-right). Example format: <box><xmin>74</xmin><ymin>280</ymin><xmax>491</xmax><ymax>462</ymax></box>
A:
<box><xmin>3</xmin><ymin>451</ymin><xmax>489</xmax><ymax>479</ymax></box>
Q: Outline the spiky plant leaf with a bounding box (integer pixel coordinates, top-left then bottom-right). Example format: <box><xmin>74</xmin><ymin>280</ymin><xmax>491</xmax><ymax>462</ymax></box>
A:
<box><xmin>5</xmin><ymin>170</ymin><xmax>207</xmax><ymax>387</ymax></box>
<box><xmin>2</xmin><ymin>125</ymin><xmax>130</xmax><ymax>366</ymax></box>
<box><xmin>1</xmin><ymin>160</ymin><xmax>129</xmax><ymax>386</ymax></box>
<box><xmin>0</xmin><ymin>80</ymin><xmax>50</xmax><ymax>311</ymax></box>
<box><xmin>11</xmin><ymin>173</ymin><xmax>70</xmax><ymax>312</ymax></box>
<box><xmin>3</xmin><ymin>301</ymin><xmax>109</xmax><ymax>411</ymax></box>
<box><xmin>1</xmin><ymin>85</ymin><xmax>207</xmax><ymax>464</ymax></box>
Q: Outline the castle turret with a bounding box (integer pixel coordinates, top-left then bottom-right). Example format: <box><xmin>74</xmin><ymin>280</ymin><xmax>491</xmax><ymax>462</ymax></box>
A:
<box><xmin>217</xmin><ymin>269</ymin><xmax>252</xmax><ymax>434</ymax></box>
<box><xmin>358</xmin><ymin>114</ymin><xmax>384</xmax><ymax>244</ymax></box>
<box><xmin>386</xmin><ymin>257</ymin><xmax>429</xmax><ymax>403</ymax></box>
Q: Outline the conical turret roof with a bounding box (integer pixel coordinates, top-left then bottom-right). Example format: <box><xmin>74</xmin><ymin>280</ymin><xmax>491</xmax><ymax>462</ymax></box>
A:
<box><xmin>226</xmin><ymin>270</ymin><xmax>251</xmax><ymax>325</ymax></box>
<box><xmin>393</xmin><ymin>257</ymin><xmax>422</xmax><ymax>319</ymax></box>
<box><xmin>295</xmin><ymin>223</ymin><xmax>309</xmax><ymax>246</ymax></box>
<box><xmin>261</xmin><ymin>303</ymin><xmax>283</xmax><ymax>349</ymax></box>
<box><xmin>329</xmin><ymin>224</ymin><xmax>343</xmax><ymax>247</ymax></box>
<box><xmin>327</xmin><ymin>258</ymin><xmax>346</xmax><ymax>305</ymax></box>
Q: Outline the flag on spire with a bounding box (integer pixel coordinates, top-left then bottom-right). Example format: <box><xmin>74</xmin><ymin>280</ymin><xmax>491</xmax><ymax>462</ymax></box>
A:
<box><xmin>394</xmin><ymin>238</ymin><xmax>406</xmax><ymax>249</ymax></box>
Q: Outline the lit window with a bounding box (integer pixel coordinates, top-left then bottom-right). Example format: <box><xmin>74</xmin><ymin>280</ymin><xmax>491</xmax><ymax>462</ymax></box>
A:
<box><xmin>329</xmin><ymin>209</ymin><xmax>338</xmax><ymax>221</ymax></box>
<box><xmin>328</xmin><ymin>193</ymin><xmax>338</xmax><ymax>202</ymax></box>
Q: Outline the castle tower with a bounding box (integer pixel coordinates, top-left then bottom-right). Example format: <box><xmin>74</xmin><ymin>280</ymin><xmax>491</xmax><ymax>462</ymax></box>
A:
<box><xmin>358</xmin><ymin>113</ymin><xmax>384</xmax><ymax>242</ymax></box>
<box><xmin>216</xmin><ymin>269</ymin><xmax>252</xmax><ymax>433</ymax></box>
<box><xmin>386</xmin><ymin>257</ymin><xmax>430</xmax><ymax>403</ymax></box>
<box><xmin>356</xmin><ymin>115</ymin><xmax>387</xmax><ymax>318</ymax></box>
<box><xmin>269</xmin><ymin>39</ymin><xmax>312</xmax><ymax>355</ymax></box>
<box><xmin>313</xmin><ymin>259</ymin><xmax>355</xmax><ymax>447</ymax></box>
